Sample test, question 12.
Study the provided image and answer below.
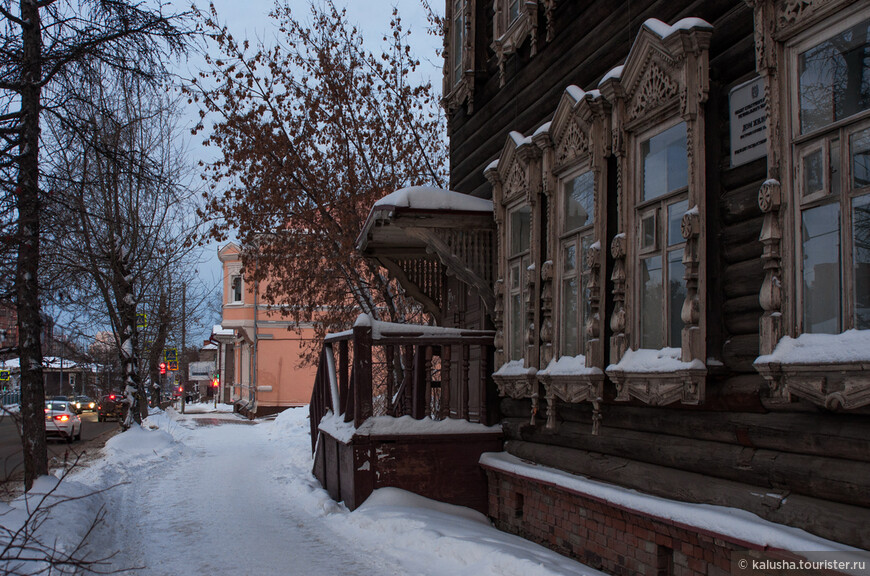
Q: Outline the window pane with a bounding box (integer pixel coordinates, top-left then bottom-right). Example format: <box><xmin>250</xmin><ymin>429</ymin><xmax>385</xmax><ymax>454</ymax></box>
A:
<box><xmin>563</xmin><ymin>243</ymin><xmax>576</xmax><ymax>273</ymax></box>
<box><xmin>802</xmin><ymin>148</ymin><xmax>824</xmax><ymax>196</ymax></box>
<box><xmin>640</xmin><ymin>210</ymin><xmax>657</xmax><ymax>251</ymax></box>
<box><xmin>802</xmin><ymin>203</ymin><xmax>841</xmax><ymax>334</ymax></box>
<box><xmin>509</xmin><ymin>0</ymin><xmax>520</xmax><ymax>23</ymax></box>
<box><xmin>510</xmin><ymin>292</ymin><xmax>524</xmax><ymax>360</ymax></box>
<box><xmin>668</xmin><ymin>249</ymin><xmax>686</xmax><ymax>347</ymax></box>
<box><xmin>851</xmin><ymin>127</ymin><xmax>870</xmax><ymax>189</ymax></box>
<box><xmin>854</xmin><ymin>194</ymin><xmax>870</xmax><ymax>329</ymax></box>
<box><xmin>510</xmin><ymin>206</ymin><xmax>531</xmax><ymax>255</ymax></box>
<box><xmin>799</xmin><ymin>18</ymin><xmax>870</xmax><ymax>134</ymax></box>
<box><xmin>640</xmin><ymin>255</ymin><xmax>663</xmax><ymax>349</ymax></box>
<box><xmin>561</xmin><ymin>277</ymin><xmax>579</xmax><ymax>356</ymax></box>
<box><xmin>453</xmin><ymin>0</ymin><xmax>464</xmax><ymax>85</ymax></box>
<box><xmin>564</xmin><ymin>171</ymin><xmax>594</xmax><ymax>232</ymax></box>
<box><xmin>642</xmin><ymin>123</ymin><xmax>688</xmax><ymax>201</ymax></box>
<box><xmin>831</xmin><ymin>139</ymin><xmax>842</xmax><ymax>196</ymax></box>
<box><xmin>667</xmin><ymin>199</ymin><xmax>688</xmax><ymax>246</ymax></box>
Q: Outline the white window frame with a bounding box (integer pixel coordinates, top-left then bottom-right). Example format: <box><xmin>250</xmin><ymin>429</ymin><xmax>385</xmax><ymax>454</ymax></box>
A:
<box><xmin>229</xmin><ymin>273</ymin><xmax>243</xmax><ymax>305</ymax></box>
<box><xmin>444</xmin><ymin>0</ymin><xmax>475</xmax><ymax>111</ymax></box>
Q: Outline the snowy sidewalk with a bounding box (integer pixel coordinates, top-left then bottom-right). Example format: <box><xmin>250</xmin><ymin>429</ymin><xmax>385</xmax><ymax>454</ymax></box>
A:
<box><xmin>52</xmin><ymin>406</ymin><xmax>598</xmax><ymax>576</ymax></box>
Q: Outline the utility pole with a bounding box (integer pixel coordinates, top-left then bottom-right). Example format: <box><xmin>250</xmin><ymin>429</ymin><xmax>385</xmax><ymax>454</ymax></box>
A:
<box><xmin>181</xmin><ymin>282</ymin><xmax>186</xmax><ymax>401</ymax></box>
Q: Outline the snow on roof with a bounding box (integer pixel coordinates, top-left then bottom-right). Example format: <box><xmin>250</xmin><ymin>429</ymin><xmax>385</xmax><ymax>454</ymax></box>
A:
<box><xmin>212</xmin><ymin>324</ymin><xmax>234</xmax><ymax>338</ymax></box>
<box><xmin>755</xmin><ymin>329</ymin><xmax>870</xmax><ymax>365</ymax></box>
<box><xmin>606</xmin><ymin>347</ymin><xmax>705</xmax><ymax>373</ymax></box>
<box><xmin>350</xmin><ymin>315</ymin><xmax>494</xmax><ymax>340</ymax></box>
<box><xmin>373</xmin><ymin>186</ymin><xmax>493</xmax><ymax>212</ymax></box>
<box><xmin>493</xmin><ymin>359</ymin><xmax>537</xmax><ymax>377</ymax></box>
<box><xmin>643</xmin><ymin>17</ymin><xmax>713</xmax><ymax>38</ymax></box>
<box><xmin>565</xmin><ymin>85</ymin><xmax>601</xmax><ymax>103</ymax></box>
<box><xmin>3</xmin><ymin>357</ymin><xmax>86</xmax><ymax>370</ymax></box>
<box><xmin>480</xmin><ymin>452</ymin><xmax>864</xmax><ymax>557</ymax></box>
<box><xmin>484</xmin><ymin>158</ymin><xmax>499</xmax><ymax>172</ymax></box>
<box><xmin>599</xmin><ymin>64</ymin><xmax>624</xmax><ymax>85</ymax></box>
<box><xmin>532</xmin><ymin>121</ymin><xmax>552</xmax><ymax>137</ymax></box>
<box><xmin>538</xmin><ymin>354</ymin><xmax>603</xmax><ymax>377</ymax></box>
<box><xmin>509</xmin><ymin>131</ymin><xmax>531</xmax><ymax>147</ymax></box>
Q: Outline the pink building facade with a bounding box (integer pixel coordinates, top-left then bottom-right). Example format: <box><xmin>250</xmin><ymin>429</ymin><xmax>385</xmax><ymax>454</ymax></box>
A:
<box><xmin>216</xmin><ymin>242</ymin><xmax>317</xmax><ymax>416</ymax></box>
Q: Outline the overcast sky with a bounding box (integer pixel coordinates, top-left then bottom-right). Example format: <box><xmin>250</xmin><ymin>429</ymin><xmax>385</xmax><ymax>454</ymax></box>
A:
<box><xmin>181</xmin><ymin>0</ymin><xmax>443</xmax><ymax>341</ymax></box>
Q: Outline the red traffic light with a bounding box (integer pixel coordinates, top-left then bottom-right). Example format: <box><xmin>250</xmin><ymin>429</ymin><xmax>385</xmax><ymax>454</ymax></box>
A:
<box><xmin>159</xmin><ymin>362</ymin><xmax>167</xmax><ymax>375</ymax></box>
<box><xmin>212</xmin><ymin>378</ymin><xmax>219</xmax><ymax>388</ymax></box>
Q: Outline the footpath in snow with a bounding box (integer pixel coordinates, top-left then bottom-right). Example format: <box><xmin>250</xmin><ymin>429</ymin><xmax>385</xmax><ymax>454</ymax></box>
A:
<box><xmin>0</xmin><ymin>405</ymin><xmax>598</xmax><ymax>576</ymax></box>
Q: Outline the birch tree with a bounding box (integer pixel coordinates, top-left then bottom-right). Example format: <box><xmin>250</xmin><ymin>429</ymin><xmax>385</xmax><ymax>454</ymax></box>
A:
<box><xmin>190</xmin><ymin>1</ymin><xmax>446</xmax><ymax>363</ymax></box>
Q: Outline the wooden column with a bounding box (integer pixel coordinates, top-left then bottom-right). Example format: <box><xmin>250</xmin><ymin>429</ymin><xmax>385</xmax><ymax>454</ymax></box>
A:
<box><xmin>339</xmin><ymin>340</ymin><xmax>349</xmax><ymax>417</ymax></box>
<box><xmin>440</xmin><ymin>345</ymin><xmax>452</xmax><ymax>419</ymax></box>
<box><xmin>353</xmin><ymin>325</ymin><xmax>373</xmax><ymax>428</ymax></box>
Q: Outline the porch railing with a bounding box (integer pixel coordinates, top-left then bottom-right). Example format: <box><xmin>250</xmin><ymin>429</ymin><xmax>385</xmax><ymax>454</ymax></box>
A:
<box><xmin>309</xmin><ymin>318</ymin><xmax>495</xmax><ymax>451</ymax></box>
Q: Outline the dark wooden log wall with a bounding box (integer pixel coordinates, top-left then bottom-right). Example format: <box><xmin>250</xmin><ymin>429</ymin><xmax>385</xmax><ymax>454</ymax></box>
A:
<box><xmin>448</xmin><ymin>0</ymin><xmax>870</xmax><ymax>548</ymax></box>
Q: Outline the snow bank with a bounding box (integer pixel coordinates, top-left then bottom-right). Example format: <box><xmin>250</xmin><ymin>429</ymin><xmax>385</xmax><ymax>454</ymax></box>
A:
<box><xmin>340</xmin><ymin>487</ymin><xmax>605</xmax><ymax>576</ymax></box>
<box><xmin>0</xmin><ymin>475</ymin><xmax>109</xmax><ymax>575</ymax></box>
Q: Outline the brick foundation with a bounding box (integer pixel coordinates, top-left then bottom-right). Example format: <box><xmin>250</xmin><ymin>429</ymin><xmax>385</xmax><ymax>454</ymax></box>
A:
<box><xmin>484</xmin><ymin>467</ymin><xmax>747</xmax><ymax>576</ymax></box>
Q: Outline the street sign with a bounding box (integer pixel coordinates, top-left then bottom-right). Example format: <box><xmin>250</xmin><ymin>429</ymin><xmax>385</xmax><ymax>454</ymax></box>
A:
<box><xmin>168</xmin><ymin>360</ymin><xmax>179</xmax><ymax>371</ymax></box>
<box><xmin>0</xmin><ymin>370</ymin><xmax>9</xmax><ymax>382</ymax></box>
<box><xmin>164</xmin><ymin>348</ymin><xmax>178</xmax><ymax>363</ymax></box>
<box><xmin>136</xmin><ymin>312</ymin><xmax>148</xmax><ymax>329</ymax></box>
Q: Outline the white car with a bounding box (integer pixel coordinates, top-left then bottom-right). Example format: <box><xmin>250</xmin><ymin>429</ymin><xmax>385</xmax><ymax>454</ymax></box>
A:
<box><xmin>44</xmin><ymin>401</ymin><xmax>82</xmax><ymax>442</ymax></box>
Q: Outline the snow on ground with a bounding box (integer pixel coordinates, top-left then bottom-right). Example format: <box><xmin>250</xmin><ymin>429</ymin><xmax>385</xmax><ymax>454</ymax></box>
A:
<box><xmin>1</xmin><ymin>405</ymin><xmax>596</xmax><ymax>575</ymax></box>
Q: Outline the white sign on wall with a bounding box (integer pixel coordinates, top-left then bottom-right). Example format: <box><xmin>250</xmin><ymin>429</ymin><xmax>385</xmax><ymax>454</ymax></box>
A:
<box><xmin>730</xmin><ymin>76</ymin><xmax>768</xmax><ymax>167</ymax></box>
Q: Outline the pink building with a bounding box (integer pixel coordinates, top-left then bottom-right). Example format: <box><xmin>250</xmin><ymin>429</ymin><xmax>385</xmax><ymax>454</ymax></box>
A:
<box><xmin>216</xmin><ymin>242</ymin><xmax>317</xmax><ymax>417</ymax></box>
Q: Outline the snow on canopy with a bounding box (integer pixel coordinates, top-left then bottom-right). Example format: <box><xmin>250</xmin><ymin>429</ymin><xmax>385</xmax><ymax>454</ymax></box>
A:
<box><xmin>755</xmin><ymin>329</ymin><xmax>870</xmax><ymax>365</ymax></box>
<box><xmin>373</xmin><ymin>186</ymin><xmax>493</xmax><ymax>212</ymax></box>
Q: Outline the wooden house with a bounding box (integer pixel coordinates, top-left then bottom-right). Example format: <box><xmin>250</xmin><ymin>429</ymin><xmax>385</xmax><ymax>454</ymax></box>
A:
<box><xmin>311</xmin><ymin>0</ymin><xmax>870</xmax><ymax>573</ymax></box>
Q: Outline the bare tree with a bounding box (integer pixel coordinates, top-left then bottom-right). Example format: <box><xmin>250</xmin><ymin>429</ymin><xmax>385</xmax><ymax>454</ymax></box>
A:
<box><xmin>43</xmin><ymin>69</ymin><xmax>203</xmax><ymax>429</ymax></box>
<box><xmin>189</xmin><ymin>0</ymin><xmax>447</xmax><ymax>363</ymax></box>
<box><xmin>0</xmin><ymin>0</ymin><xmax>190</xmax><ymax>488</ymax></box>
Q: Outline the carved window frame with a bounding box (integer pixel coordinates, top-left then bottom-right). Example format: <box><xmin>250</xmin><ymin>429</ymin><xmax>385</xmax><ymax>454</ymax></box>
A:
<box><xmin>485</xmin><ymin>132</ymin><xmax>544</xmax><ymax>424</ymax></box>
<box><xmin>752</xmin><ymin>0</ymin><xmax>870</xmax><ymax>411</ymax></box>
<box><xmin>491</xmin><ymin>0</ymin><xmax>539</xmax><ymax>87</ymax></box>
<box><xmin>599</xmin><ymin>18</ymin><xmax>712</xmax><ymax>406</ymax></box>
<box><xmin>530</xmin><ymin>86</ymin><xmax>611</xmax><ymax>432</ymax></box>
<box><xmin>787</xmin><ymin>7</ymin><xmax>870</xmax><ymax>335</ymax></box>
<box><xmin>443</xmin><ymin>0</ymin><xmax>477</xmax><ymax>113</ymax></box>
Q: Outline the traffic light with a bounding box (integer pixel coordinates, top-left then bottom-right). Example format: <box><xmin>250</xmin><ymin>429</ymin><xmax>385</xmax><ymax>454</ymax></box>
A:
<box><xmin>159</xmin><ymin>362</ymin><xmax>166</xmax><ymax>375</ymax></box>
<box><xmin>212</xmin><ymin>377</ymin><xmax>219</xmax><ymax>388</ymax></box>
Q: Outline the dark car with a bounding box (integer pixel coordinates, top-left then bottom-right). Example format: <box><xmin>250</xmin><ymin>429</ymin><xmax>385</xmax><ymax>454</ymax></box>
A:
<box><xmin>73</xmin><ymin>395</ymin><xmax>96</xmax><ymax>414</ymax></box>
<box><xmin>97</xmin><ymin>393</ymin><xmax>128</xmax><ymax>422</ymax></box>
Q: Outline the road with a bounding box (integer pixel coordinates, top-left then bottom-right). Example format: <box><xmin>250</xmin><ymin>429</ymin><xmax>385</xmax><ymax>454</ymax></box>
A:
<box><xmin>0</xmin><ymin>411</ymin><xmax>120</xmax><ymax>482</ymax></box>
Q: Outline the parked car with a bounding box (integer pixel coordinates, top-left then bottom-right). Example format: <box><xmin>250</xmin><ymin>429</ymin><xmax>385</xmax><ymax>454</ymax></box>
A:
<box><xmin>73</xmin><ymin>396</ymin><xmax>96</xmax><ymax>414</ymax></box>
<box><xmin>97</xmin><ymin>394</ymin><xmax>128</xmax><ymax>422</ymax></box>
<box><xmin>44</xmin><ymin>401</ymin><xmax>82</xmax><ymax>442</ymax></box>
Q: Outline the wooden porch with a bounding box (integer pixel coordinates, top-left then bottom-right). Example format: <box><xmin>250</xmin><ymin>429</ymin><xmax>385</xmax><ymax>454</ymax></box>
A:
<box><xmin>309</xmin><ymin>317</ymin><xmax>502</xmax><ymax>512</ymax></box>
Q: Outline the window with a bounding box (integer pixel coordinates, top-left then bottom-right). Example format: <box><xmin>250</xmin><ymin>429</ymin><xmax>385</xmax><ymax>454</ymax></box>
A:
<box><xmin>793</xmin><ymin>14</ymin><xmax>870</xmax><ymax>334</ymax></box>
<box><xmin>508</xmin><ymin>205</ymin><xmax>531</xmax><ymax>360</ymax></box>
<box><xmin>230</xmin><ymin>274</ymin><xmax>243</xmax><ymax>304</ymax></box>
<box><xmin>559</xmin><ymin>170</ymin><xmax>594</xmax><ymax>356</ymax></box>
<box><xmin>491</xmin><ymin>0</ymin><xmax>539</xmax><ymax>86</ymax></box>
<box><xmin>444</xmin><ymin>0</ymin><xmax>475</xmax><ymax>111</ymax></box>
<box><xmin>451</xmin><ymin>0</ymin><xmax>465</xmax><ymax>86</ymax></box>
<box><xmin>636</xmin><ymin>122</ymin><xmax>689</xmax><ymax>349</ymax></box>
